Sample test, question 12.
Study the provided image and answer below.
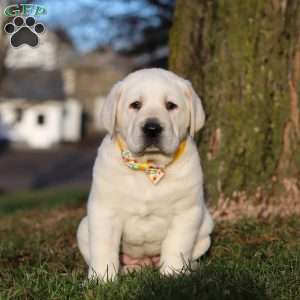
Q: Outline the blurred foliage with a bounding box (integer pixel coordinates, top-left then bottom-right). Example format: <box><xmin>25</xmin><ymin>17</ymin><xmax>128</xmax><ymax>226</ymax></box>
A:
<box><xmin>37</xmin><ymin>0</ymin><xmax>175</xmax><ymax>53</ymax></box>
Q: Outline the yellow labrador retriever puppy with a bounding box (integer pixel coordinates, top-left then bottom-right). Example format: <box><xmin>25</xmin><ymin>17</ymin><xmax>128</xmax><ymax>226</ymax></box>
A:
<box><xmin>77</xmin><ymin>68</ymin><xmax>214</xmax><ymax>281</ymax></box>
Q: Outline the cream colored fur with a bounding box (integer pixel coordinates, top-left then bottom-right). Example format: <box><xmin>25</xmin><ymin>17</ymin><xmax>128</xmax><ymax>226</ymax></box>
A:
<box><xmin>77</xmin><ymin>68</ymin><xmax>214</xmax><ymax>281</ymax></box>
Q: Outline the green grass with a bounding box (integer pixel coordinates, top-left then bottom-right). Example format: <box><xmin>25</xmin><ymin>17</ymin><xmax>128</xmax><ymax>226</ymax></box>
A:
<box><xmin>0</xmin><ymin>189</ymin><xmax>299</xmax><ymax>300</ymax></box>
<box><xmin>0</xmin><ymin>187</ymin><xmax>87</xmax><ymax>215</ymax></box>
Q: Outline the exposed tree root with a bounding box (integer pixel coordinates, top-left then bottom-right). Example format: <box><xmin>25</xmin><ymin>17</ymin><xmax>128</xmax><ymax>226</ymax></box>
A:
<box><xmin>212</xmin><ymin>178</ymin><xmax>300</xmax><ymax>222</ymax></box>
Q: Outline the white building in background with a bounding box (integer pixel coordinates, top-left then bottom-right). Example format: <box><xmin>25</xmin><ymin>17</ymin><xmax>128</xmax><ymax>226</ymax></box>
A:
<box><xmin>0</xmin><ymin>99</ymin><xmax>82</xmax><ymax>149</ymax></box>
<box><xmin>62</xmin><ymin>98</ymin><xmax>82</xmax><ymax>142</ymax></box>
<box><xmin>0</xmin><ymin>30</ymin><xmax>83</xmax><ymax>149</ymax></box>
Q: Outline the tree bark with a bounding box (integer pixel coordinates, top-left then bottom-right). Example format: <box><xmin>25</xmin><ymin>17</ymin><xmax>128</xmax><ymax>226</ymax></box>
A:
<box><xmin>169</xmin><ymin>0</ymin><xmax>300</xmax><ymax>203</ymax></box>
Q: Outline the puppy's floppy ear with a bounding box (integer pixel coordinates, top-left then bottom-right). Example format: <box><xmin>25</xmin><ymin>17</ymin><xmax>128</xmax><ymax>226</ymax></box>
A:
<box><xmin>101</xmin><ymin>81</ymin><xmax>123</xmax><ymax>137</ymax></box>
<box><xmin>185</xmin><ymin>80</ymin><xmax>205</xmax><ymax>137</ymax></box>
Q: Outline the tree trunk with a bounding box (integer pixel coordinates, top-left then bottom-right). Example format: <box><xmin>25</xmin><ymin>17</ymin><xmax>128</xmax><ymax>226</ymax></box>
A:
<box><xmin>169</xmin><ymin>0</ymin><xmax>300</xmax><ymax>203</ymax></box>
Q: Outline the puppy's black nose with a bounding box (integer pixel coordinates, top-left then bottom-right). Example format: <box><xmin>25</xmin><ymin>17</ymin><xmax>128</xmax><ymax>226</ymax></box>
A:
<box><xmin>142</xmin><ymin>119</ymin><xmax>163</xmax><ymax>137</ymax></box>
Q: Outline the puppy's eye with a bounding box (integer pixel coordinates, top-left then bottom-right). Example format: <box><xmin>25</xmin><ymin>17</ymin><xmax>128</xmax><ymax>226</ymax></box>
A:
<box><xmin>129</xmin><ymin>101</ymin><xmax>142</xmax><ymax>110</ymax></box>
<box><xmin>166</xmin><ymin>101</ymin><xmax>178</xmax><ymax>111</ymax></box>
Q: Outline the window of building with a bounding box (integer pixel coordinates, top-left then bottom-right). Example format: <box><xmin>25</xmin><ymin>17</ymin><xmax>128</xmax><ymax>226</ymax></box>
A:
<box><xmin>15</xmin><ymin>108</ymin><xmax>23</xmax><ymax>122</ymax></box>
<box><xmin>37</xmin><ymin>114</ymin><xmax>46</xmax><ymax>125</ymax></box>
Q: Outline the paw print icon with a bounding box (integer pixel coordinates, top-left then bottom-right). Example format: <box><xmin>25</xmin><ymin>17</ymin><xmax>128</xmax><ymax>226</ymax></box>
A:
<box><xmin>4</xmin><ymin>16</ymin><xmax>45</xmax><ymax>48</ymax></box>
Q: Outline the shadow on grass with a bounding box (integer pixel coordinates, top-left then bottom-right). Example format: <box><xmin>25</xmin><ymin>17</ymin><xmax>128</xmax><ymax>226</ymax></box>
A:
<box><xmin>84</xmin><ymin>266</ymin><xmax>270</xmax><ymax>300</ymax></box>
<box><xmin>135</xmin><ymin>269</ymin><xmax>268</xmax><ymax>300</ymax></box>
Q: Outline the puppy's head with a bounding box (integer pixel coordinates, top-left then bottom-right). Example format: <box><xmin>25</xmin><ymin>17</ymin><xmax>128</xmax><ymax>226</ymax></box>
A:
<box><xmin>101</xmin><ymin>68</ymin><xmax>205</xmax><ymax>156</ymax></box>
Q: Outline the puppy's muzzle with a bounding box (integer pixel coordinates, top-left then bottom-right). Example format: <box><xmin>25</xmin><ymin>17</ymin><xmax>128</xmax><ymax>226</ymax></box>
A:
<box><xmin>142</xmin><ymin>119</ymin><xmax>163</xmax><ymax>138</ymax></box>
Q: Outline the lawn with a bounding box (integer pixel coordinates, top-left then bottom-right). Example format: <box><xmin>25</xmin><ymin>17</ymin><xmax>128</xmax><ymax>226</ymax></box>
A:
<box><xmin>0</xmin><ymin>188</ymin><xmax>299</xmax><ymax>300</ymax></box>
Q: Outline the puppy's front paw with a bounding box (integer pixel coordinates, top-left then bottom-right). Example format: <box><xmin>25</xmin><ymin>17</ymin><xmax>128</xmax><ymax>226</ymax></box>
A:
<box><xmin>88</xmin><ymin>263</ymin><xmax>119</xmax><ymax>282</ymax></box>
<box><xmin>159</xmin><ymin>256</ymin><xmax>186</xmax><ymax>276</ymax></box>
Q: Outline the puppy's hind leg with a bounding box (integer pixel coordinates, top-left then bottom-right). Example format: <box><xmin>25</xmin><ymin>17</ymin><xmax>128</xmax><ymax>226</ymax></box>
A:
<box><xmin>190</xmin><ymin>209</ymin><xmax>214</xmax><ymax>269</ymax></box>
<box><xmin>192</xmin><ymin>236</ymin><xmax>211</xmax><ymax>260</ymax></box>
<box><xmin>77</xmin><ymin>216</ymin><xmax>90</xmax><ymax>265</ymax></box>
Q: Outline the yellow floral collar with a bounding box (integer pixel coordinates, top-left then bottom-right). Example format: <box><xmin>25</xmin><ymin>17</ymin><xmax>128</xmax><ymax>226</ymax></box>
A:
<box><xmin>116</xmin><ymin>137</ymin><xmax>186</xmax><ymax>185</ymax></box>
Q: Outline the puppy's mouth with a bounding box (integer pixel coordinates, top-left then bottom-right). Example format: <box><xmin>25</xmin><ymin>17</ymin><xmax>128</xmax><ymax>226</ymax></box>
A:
<box><xmin>131</xmin><ymin>138</ymin><xmax>177</xmax><ymax>157</ymax></box>
<box><xmin>131</xmin><ymin>138</ymin><xmax>164</xmax><ymax>156</ymax></box>
<box><xmin>142</xmin><ymin>143</ymin><xmax>176</xmax><ymax>157</ymax></box>
<box><xmin>144</xmin><ymin>145</ymin><xmax>161</xmax><ymax>153</ymax></box>
<box><xmin>143</xmin><ymin>137</ymin><xmax>164</xmax><ymax>153</ymax></box>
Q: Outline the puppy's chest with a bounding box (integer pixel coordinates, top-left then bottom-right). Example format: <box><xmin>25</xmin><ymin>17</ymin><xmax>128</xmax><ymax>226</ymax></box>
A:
<box><xmin>122</xmin><ymin>200</ymin><xmax>172</xmax><ymax>246</ymax></box>
<box><xmin>119</xmin><ymin>174</ymin><xmax>185</xmax><ymax>243</ymax></box>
